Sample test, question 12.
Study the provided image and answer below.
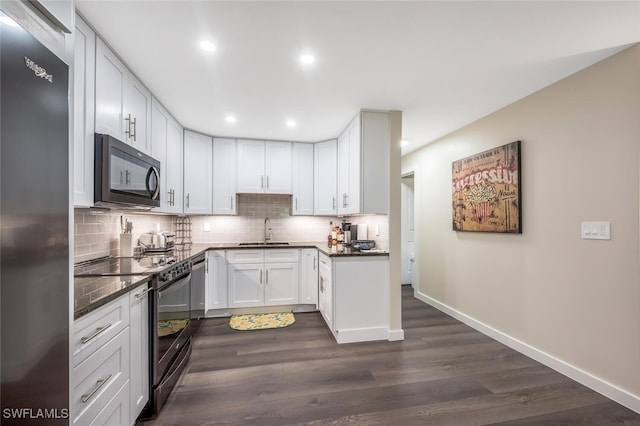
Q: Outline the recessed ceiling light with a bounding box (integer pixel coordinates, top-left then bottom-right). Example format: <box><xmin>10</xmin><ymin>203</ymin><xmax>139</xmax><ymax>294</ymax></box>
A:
<box><xmin>0</xmin><ymin>16</ymin><xmax>19</xmax><ymax>27</ymax></box>
<box><xmin>225</xmin><ymin>115</ymin><xmax>237</xmax><ymax>123</ymax></box>
<box><xmin>199</xmin><ymin>40</ymin><xmax>216</xmax><ymax>52</ymax></box>
<box><xmin>299</xmin><ymin>54</ymin><xmax>315</xmax><ymax>65</ymax></box>
<box><xmin>286</xmin><ymin>120</ymin><xmax>297</xmax><ymax>128</ymax></box>
<box><xmin>400</xmin><ymin>139</ymin><xmax>410</xmax><ymax>147</ymax></box>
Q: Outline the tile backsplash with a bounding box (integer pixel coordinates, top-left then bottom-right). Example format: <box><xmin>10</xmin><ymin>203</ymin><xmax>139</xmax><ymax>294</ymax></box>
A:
<box><xmin>74</xmin><ymin>194</ymin><xmax>389</xmax><ymax>263</ymax></box>
<box><xmin>74</xmin><ymin>208</ymin><xmax>174</xmax><ymax>264</ymax></box>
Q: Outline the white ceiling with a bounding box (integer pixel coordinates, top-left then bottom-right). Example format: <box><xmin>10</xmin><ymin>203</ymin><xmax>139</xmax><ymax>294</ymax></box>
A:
<box><xmin>76</xmin><ymin>1</ymin><xmax>640</xmax><ymax>155</ymax></box>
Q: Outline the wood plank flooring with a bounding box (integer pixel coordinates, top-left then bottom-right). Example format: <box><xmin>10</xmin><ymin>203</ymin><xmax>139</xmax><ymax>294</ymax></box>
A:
<box><xmin>145</xmin><ymin>286</ymin><xmax>640</xmax><ymax>425</ymax></box>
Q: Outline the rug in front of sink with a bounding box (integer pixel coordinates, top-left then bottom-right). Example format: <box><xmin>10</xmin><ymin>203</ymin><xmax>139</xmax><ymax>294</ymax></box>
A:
<box><xmin>229</xmin><ymin>312</ymin><xmax>295</xmax><ymax>331</ymax></box>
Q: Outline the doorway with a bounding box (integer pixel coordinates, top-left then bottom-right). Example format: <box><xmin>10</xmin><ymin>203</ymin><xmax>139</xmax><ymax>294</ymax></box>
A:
<box><xmin>401</xmin><ymin>173</ymin><xmax>415</xmax><ymax>287</ymax></box>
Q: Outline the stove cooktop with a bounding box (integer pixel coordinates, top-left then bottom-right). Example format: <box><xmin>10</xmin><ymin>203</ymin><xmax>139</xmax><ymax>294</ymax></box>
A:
<box><xmin>74</xmin><ymin>254</ymin><xmax>178</xmax><ymax>277</ymax></box>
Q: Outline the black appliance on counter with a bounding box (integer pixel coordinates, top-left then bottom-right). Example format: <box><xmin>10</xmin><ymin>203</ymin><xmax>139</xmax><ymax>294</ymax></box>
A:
<box><xmin>94</xmin><ymin>133</ymin><xmax>161</xmax><ymax>209</ymax></box>
<box><xmin>1</xmin><ymin>11</ymin><xmax>70</xmax><ymax>423</ymax></box>
<box><xmin>74</xmin><ymin>253</ymin><xmax>194</xmax><ymax>419</ymax></box>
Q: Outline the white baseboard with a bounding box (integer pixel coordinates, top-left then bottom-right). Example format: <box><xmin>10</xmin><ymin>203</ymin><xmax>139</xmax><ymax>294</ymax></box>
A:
<box><xmin>388</xmin><ymin>328</ymin><xmax>405</xmax><ymax>341</ymax></box>
<box><xmin>414</xmin><ymin>290</ymin><xmax>640</xmax><ymax>414</ymax></box>
<box><xmin>335</xmin><ymin>326</ymin><xmax>389</xmax><ymax>344</ymax></box>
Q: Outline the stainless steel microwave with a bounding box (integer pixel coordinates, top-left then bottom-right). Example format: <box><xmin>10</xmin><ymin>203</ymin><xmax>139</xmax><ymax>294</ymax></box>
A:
<box><xmin>94</xmin><ymin>133</ymin><xmax>160</xmax><ymax>209</ymax></box>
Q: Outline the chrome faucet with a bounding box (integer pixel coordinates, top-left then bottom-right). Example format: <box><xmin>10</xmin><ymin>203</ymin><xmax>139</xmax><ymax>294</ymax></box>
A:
<box><xmin>264</xmin><ymin>217</ymin><xmax>272</xmax><ymax>243</ymax></box>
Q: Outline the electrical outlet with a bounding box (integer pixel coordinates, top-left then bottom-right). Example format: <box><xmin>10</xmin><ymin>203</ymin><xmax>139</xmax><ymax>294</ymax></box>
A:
<box><xmin>203</xmin><ymin>222</ymin><xmax>210</xmax><ymax>232</ymax></box>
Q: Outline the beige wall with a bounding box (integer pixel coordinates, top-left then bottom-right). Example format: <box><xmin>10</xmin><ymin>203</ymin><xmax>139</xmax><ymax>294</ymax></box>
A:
<box><xmin>402</xmin><ymin>44</ymin><xmax>640</xmax><ymax>406</ymax></box>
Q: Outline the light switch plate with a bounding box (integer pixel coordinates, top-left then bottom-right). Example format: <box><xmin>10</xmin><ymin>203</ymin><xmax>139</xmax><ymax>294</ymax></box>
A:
<box><xmin>581</xmin><ymin>221</ymin><xmax>610</xmax><ymax>240</ymax></box>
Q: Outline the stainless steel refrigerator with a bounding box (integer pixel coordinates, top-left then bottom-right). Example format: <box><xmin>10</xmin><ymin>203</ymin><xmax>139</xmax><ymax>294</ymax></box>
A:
<box><xmin>1</xmin><ymin>11</ymin><xmax>70</xmax><ymax>424</ymax></box>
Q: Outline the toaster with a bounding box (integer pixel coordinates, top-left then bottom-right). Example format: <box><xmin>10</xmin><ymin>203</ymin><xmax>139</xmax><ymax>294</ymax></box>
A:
<box><xmin>138</xmin><ymin>232</ymin><xmax>175</xmax><ymax>252</ymax></box>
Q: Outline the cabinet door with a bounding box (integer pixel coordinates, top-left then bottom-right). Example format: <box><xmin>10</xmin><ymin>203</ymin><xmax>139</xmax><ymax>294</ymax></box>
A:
<box><xmin>236</xmin><ymin>139</ymin><xmax>265</xmax><ymax>193</ymax></box>
<box><xmin>299</xmin><ymin>249</ymin><xmax>318</xmax><ymax>305</ymax></box>
<box><xmin>265</xmin><ymin>262</ymin><xmax>299</xmax><ymax>305</ymax></box>
<box><xmin>165</xmin><ymin>118</ymin><xmax>184</xmax><ymax>214</ymax></box>
<box><xmin>206</xmin><ymin>251</ymin><xmax>228</xmax><ymax>310</ymax></box>
<box><xmin>183</xmin><ymin>131</ymin><xmax>212</xmax><ymax>214</ymax></box>
<box><xmin>95</xmin><ymin>38</ymin><xmax>126</xmax><ymax>141</ymax></box>
<box><xmin>227</xmin><ymin>263</ymin><xmax>264</xmax><ymax>308</ymax></box>
<box><xmin>124</xmin><ymin>75</ymin><xmax>152</xmax><ymax>154</ymax></box>
<box><xmin>346</xmin><ymin>116</ymin><xmax>361</xmax><ymax>214</ymax></box>
<box><xmin>73</xmin><ymin>15</ymin><xmax>95</xmax><ymax>207</ymax></box>
<box><xmin>313</xmin><ymin>140</ymin><xmax>337</xmax><ymax>215</ymax></box>
<box><xmin>292</xmin><ymin>143</ymin><xmax>314</xmax><ymax>215</ymax></box>
<box><xmin>212</xmin><ymin>138</ymin><xmax>237</xmax><ymax>215</ymax></box>
<box><xmin>129</xmin><ymin>286</ymin><xmax>149</xmax><ymax>423</ymax></box>
<box><xmin>318</xmin><ymin>255</ymin><xmax>333</xmax><ymax>329</ymax></box>
<box><xmin>265</xmin><ymin>141</ymin><xmax>292</xmax><ymax>194</ymax></box>
<box><xmin>151</xmin><ymin>99</ymin><xmax>169</xmax><ymax>211</ymax></box>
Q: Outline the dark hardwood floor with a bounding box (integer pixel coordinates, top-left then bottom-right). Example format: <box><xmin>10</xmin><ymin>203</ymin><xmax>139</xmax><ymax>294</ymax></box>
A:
<box><xmin>146</xmin><ymin>286</ymin><xmax>640</xmax><ymax>425</ymax></box>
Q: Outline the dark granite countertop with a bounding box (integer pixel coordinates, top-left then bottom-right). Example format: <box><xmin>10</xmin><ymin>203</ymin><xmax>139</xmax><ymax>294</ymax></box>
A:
<box><xmin>74</xmin><ymin>274</ymin><xmax>150</xmax><ymax>320</ymax></box>
<box><xmin>74</xmin><ymin>241</ymin><xmax>387</xmax><ymax>320</ymax></box>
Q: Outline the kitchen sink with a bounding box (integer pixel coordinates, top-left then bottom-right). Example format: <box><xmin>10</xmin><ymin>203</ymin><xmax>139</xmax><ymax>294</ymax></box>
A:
<box><xmin>238</xmin><ymin>242</ymin><xmax>290</xmax><ymax>246</ymax></box>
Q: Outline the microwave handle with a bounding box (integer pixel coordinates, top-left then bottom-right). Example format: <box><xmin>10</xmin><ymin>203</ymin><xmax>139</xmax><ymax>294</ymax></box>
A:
<box><xmin>146</xmin><ymin>166</ymin><xmax>160</xmax><ymax>200</ymax></box>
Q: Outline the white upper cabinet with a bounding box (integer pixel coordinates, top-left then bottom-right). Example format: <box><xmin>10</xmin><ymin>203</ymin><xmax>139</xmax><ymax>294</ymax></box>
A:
<box><xmin>95</xmin><ymin>38</ymin><xmax>151</xmax><ymax>154</ymax></box>
<box><xmin>212</xmin><ymin>138</ymin><xmax>237</xmax><ymax>215</ymax></box>
<box><xmin>337</xmin><ymin>115</ymin><xmax>361</xmax><ymax>215</ymax></box>
<box><xmin>73</xmin><ymin>14</ymin><xmax>95</xmax><ymax>207</ymax></box>
<box><xmin>151</xmin><ymin>98</ymin><xmax>183</xmax><ymax>213</ymax></box>
<box><xmin>237</xmin><ymin>140</ymin><xmax>292</xmax><ymax>194</ymax></box>
<box><xmin>183</xmin><ymin>130</ymin><xmax>213</xmax><ymax>215</ymax></box>
<box><xmin>336</xmin><ymin>111</ymin><xmax>390</xmax><ymax>215</ymax></box>
<box><xmin>314</xmin><ymin>139</ymin><xmax>337</xmax><ymax>215</ymax></box>
<box><xmin>292</xmin><ymin>143</ymin><xmax>314</xmax><ymax>215</ymax></box>
<box><xmin>265</xmin><ymin>141</ymin><xmax>292</xmax><ymax>193</ymax></box>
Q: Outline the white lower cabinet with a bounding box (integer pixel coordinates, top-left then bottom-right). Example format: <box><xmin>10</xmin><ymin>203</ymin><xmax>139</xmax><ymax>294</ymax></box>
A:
<box><xmin>72</xmin><ymin>285</ymin><xmax>150</xmax><ymax>426</ymax></box>
<box><xmin>318</xmin><ymin>254</ymin><xmax>390</xmax><ymax>344</ymax></box>
<box><xmin>318</xmin><ymin>253</ymin><xmax>333</xmax><ymax>328</ymax></box>
<box><xmin>299</xmin><ymin>249</ymin><xmax>319</xmax><ymax>306</ymax></box>
<box><xmin>227</xmin><ymin>249</ymin><xmax>299</xmax><ymax>308</ymax></box>
<box><xmin>206</xmin><ymin>250</ymin><xmax>228</xmax><ymax>311</ymax></box>
<box><xmin>129</xmin><ymin>286</ymin><xmax>149</xmax><ymax>422</ymax></box>
<box><xmin>71</xmin><ymin>327</ymin><xmax>130</xmax><ymax>425</ymax></box>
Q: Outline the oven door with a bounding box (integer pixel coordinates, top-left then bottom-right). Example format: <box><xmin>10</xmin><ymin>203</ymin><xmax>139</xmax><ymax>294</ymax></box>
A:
<box><xmin>155</xmin><ymin>272</ymin><xmax>191</xmax><ymax>384</ymax></box>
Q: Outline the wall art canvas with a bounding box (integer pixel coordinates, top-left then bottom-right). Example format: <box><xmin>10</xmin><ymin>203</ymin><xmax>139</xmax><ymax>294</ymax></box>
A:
<box><xmin>452</xmin><ymin>141</ymin><xmax>521</xmax><ymax>233</ymax></box>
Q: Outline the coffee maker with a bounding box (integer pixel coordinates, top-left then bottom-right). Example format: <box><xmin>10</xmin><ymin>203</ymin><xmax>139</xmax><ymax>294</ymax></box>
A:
<box><xmin>342</xmin><ymin>222</ymin><xmax>353</xmax><ymax>245</ymax></box>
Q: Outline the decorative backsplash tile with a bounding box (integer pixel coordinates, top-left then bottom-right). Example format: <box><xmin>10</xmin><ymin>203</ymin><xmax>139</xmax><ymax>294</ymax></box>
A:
<box><xmin>73</xmin><ymin>194</ymin><xmax>390</xmax><ymax>263</ymax></box>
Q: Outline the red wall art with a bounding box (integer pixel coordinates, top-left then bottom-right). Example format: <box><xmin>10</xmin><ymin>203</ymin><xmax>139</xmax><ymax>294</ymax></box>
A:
<box><xmin>452</xmin><ymin>141</ymin><xmax>521</xmax><ymax>233</ymax></box>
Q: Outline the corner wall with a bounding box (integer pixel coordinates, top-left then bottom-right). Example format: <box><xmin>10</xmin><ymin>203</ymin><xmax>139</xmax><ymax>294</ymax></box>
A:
<box><xmin>402</xmin><ymin>44</ymin><xmax>640</xmax><ymax>411</ymax></box>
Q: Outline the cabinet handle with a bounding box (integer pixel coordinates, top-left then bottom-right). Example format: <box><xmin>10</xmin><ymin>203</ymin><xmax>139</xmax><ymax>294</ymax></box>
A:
<box><xmin>131</xmin><ymin>117</ymin><xmax>137</xmax><ymax>142</ymax></box>
<box><xmin>135</xmin><ymin>287</ymin><xmax>152</xmax><ymax>299</ymax></box>
<box><xmin>171</xmin><ymin>189</ymin><xmax>175</xmax><ymax>206</ymax></box>
<box><xmin>81</xmin><ymin>373</ymin><xmax>112</xmax><ymax>404</ymax></box>
<box><xmin>204</xmin><ymin>261</ymin><xmax>208</xmax><ymax>274</ymax></box>
<box><xmin>332</xmin><ymin>196</ymin><xmax>336</xmax><ymax>210</ymax></box>
<box><xmin>344</xmin><ymin>193</ymin><xmax>349</xmax><ymax>207</ymax></box>
<box><xmin>81</xmin><ymin>323</ymin><xmax>112</xmax><ymax>344</ymax></box>
<box><xmin>168</xmin><ymin>190</ymin><xmax>173</xmax><ymax>206</ymax></box>
<box><xmin>266</xmin><ymin>269</ymin><xmax>269</xmax><ymax>283</ymax></box>
<box><xmin>261</xmin><ymin>175</ymin><xmax>264</xmax><ymax>189</ymax></box>
<box><xmin>295</xmin><ymin>197</ymin><xmax>298</xmax><ymax>211</ymax></box>
<box><xmin>125</xmin><ymin>170</ymin><xmax>131</xmax><ymax>185</ymax></box>
<box><xmin>320</xmin><ymin>276</ymin><xmax>324</xmax><ymax>292</ymax></box>
<box><xmin>120</xmin><ymin>170</ymin><xmax>123</xmax><ymax>185</ymax></box>
<box><xmin>342</xmin><ymin>193</ymin><xmax>347</xmax><ymax>208</ymax></box>
<box><xmin>313</xmin><ymin>256</ymin><xmax>316</xmax><ymax>270</ymax></box>
<box><xmin>260</xmin><ymin>269</ymin><xmax>263</xmax><ymax>284</ymax></box>
<box><xmin>186</xmin><ymin>193</ymin><xmax>190</xmax><ymax>208</ymax></box>
<box><xmin>125</xmin><ymin>113</ymin><xmax>132</xmax><ymax>139</ymax></box>
<box><xmin>320</xmin><ymin>259</ymin><xmax>327</xmax><ymax>265</ymax></box>
<box><xmin>230</xmin><ymin>195</ymin><xmax>233</xmax><ymax>210</ymax></box>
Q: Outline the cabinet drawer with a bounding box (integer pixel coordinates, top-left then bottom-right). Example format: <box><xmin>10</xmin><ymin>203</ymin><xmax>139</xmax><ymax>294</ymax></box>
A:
<box><xmin>265</xmin><ymin>249</ymin><xmax>299</xmax><ymax>263</ymax></box>
<box><xmin>72</xmin><ymin>328</ymin><xmax>130</xmax><ymax>425</ymax></box>
<box><xmin>73</xmin><ymin>294</ymin><xmax>129</xmax><ymax>367</ymax></box>
<box><xmin>88</xmin><ymin>380</ymin><xmax>130</xmax><ymax>426</ymax></box>
<box><xmin>227</xmin><ymin>249</ymin><xmax>264</xmax><ymax>264</ymax></box>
